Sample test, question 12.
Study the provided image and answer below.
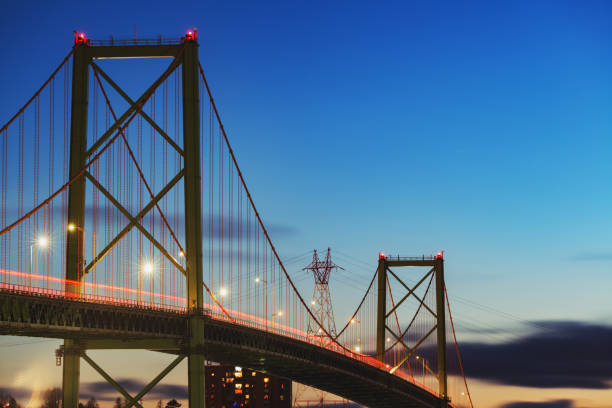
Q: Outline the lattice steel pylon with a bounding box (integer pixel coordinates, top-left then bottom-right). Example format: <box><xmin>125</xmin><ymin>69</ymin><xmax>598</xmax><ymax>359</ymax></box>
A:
<box><xmin>304</xmin><ymin>248</ymin><xmax>342</xmax><ymax>343</ymax></box>
<box><xmin>294</xmin><ymin>249</ymin><xmax>345</xmax><ymax>408</ymax></box>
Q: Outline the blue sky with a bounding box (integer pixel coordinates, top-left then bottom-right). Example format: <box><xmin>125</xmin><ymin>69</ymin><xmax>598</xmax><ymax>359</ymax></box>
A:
<box><xmin>1</xmin><ymin>1</ymin><xmax>612</xmax><ymax>407</ymax></box>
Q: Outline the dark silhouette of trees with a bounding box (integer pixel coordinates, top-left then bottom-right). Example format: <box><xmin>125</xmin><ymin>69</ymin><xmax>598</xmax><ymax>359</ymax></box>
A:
<box><xmin>39</xmin><ymin>388</ymin><xmax>61</xmax><ymax>408</ymax></box>
<box><xmin>79</xmin><ymin>397</ymin><xmax>99</xmax><ymax>408</ymax></box>
<box><xmin>165</xmin><ymin>399</ymin><xmax>181</xmax><ymax>408</ymax></box>
<box><xmin>0</xmin><ymin>392</ymin><xmax>21</xmax><ymax>408</ymax></box>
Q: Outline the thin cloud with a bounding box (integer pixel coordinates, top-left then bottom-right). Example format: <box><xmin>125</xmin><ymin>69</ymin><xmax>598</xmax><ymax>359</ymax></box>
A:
<box><xmin>569</xmin><ymin>252</ymin><xmax>612</xmax><ymax>261</ymax></box>
<box><xmin>460</xmin><ymin>321</ymin><xmax>612</xmax><ymax>389</ymax></box>
<box><xmin>80</xmin><ymin>380</ymin><xmax>187</xmax><ymax>401</ymax></box>
<box><xmin>499</xmin><ymin>400</ymin><xmax>573</xmax><ymax>408</ymax></box>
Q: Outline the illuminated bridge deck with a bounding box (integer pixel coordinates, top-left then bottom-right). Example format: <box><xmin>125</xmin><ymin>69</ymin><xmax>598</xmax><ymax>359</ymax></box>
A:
<box><xmin>0</xmin><ymin>287</ymin><xmax>445</xmax><ymax>408</ymax></box>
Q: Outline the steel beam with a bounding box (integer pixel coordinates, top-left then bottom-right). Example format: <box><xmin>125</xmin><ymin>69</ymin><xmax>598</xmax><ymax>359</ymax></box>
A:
<box><xmin>182</xmin><ymin>39</ymin><xmax>205</xmax><ymax>408</ymax></box>
<box><xmin>88</xmin><ymin>45</ymin><xmax>183</xmax><ymax>59</ymax></box>
<box><xmin>81</xmin><ymin>352</ymin><xmax>144</xmax><ymax>408</ymax></box>
<box><xmin>386</xmin><ymin>259</ymin><xmax>436</xmax><ymax>267</ymax></box>
<box><xmin>63</xmin><ymin>41</ymin><xmax>90</xmax><ymax>408</ymax></box>
<box><xmin>124</xmin><ymin>355</ymin><xmax>185</xmax><ymax>408</ymax></box>
<box><xmin>90</xmin><ymin>62</ymin><xmax>184</xmax><ymax>156</ymax></box>
<box><xmin>435</xmin><ymin>258</ymin><xmax>448</xmax><ymax>406</ymax></box>
<box><xmin>376</xmin><ymin>257</ymin><xmax>387</xmax><ymax>362</ymax></box>
<box><xmin>84</xmin><ymin>339</ymin><xmax>181</xmax><ymax>350</ymax></box>
<box><xmin>85</xmin><ymin>53</ymin><xmax>182</xmax><ymax>157</ymax></box>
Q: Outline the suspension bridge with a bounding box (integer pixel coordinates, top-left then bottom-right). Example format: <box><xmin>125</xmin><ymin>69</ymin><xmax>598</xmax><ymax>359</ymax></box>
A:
<box><xmin>0</xmin><ymin>31</ymin><xmax>473</xmax><ymax>408</ymax></box>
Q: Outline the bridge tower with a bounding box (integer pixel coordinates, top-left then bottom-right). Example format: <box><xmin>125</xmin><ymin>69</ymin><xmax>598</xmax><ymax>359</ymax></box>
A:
<box><xmin>62</xmin><ymin>31</ymin><xmax>205</xmax><ymax>408</ymax></box>
<box><xmin>376</xmin><ymin>252</ymin><xmax>448</xmax><ymax>407</ymax></box>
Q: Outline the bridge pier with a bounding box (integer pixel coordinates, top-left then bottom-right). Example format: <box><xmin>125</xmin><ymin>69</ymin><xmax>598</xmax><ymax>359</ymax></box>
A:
<box><xmin>62</xmin><ymin>340</ymin><xmax>81</xmax><ymax>408</ymax></box>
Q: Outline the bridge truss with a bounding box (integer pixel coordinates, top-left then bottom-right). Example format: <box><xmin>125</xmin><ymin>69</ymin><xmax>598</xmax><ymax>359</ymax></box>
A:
<box><xmin>0</xmin><ymin>32</ymin><xmax>473</xmax><ymax>408</ymax></box>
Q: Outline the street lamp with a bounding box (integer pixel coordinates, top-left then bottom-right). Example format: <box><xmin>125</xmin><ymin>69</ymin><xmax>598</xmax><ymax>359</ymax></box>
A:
<box><xmin>30</xmin><ymin>235</ymin><xmax>49</xmax><ymax>274</ymax></box>
<box><xmin>255</xmin><ymin>277</ymin><xmax>269</xmax><ymax>331</ymax></box>
<box><xmin>416</xmin><ymin>355</ymin><xmax>427</xmax><ymax>382</ymax></box>
<box><xmin>138</xmin><ymin>261</ymin><xmax>155</xmax><ymax>304</ymax></box>
<box><xmin>350</xmin><ymin>318</ymin><xmax>361</xmax><ymax>353</ymax></box>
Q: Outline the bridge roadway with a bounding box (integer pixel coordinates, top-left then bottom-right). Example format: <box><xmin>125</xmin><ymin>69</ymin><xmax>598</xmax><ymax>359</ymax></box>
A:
<box><xmin>0</xmin><ymin>289</ymin><xmax>443</xmax><ymax>408</ymax></box>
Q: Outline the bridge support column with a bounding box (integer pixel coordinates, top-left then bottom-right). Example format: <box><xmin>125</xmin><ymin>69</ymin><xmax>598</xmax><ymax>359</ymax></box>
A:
<box><xmin>375</xmin><ymin>255</ymin><xmax>387</xmax><ymax>362</ymax></box>
<box><xmin>62</xmin><ymin>340</ymin><xmax>81</xmax><ymax>408</ymax></box>
<box><xmin>182</xmin><ymin>38</ymin><xmax>205</xmax><ymax>407</ymax></box>
<box><xmin>435</xmin><ymin>257</ymin><xmax>448</xmax><ymax>406</ymax></box>
<box><xmin>63</xmin><ymin>40</ymin><xmax>90</xmax><ymax>408</ymax></box>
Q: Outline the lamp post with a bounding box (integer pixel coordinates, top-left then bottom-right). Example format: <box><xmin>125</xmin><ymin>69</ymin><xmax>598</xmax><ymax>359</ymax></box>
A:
<box><xmin>255</xmin><ymin>277</ymin><xmax>268</xmax><ymax>331</ymax></box>
<box><xmin>350</xmin><ymin>318</ymin><xmax>361</xmax><ymax>353</ymax></box>
<box><xmin>140</xmin><ymin>262</ymin><xmax>154</xmax><ymax>304</ymax></box>
<box><xmin>30</xmin><ymin>235</ymin><xmax>49</xmax><ymax>275</ymax></box>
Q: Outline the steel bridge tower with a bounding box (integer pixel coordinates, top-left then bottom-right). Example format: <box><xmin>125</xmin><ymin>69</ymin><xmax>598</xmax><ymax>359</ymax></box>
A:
<box><xmin>376</xmin><ymin>253</ymin><xmax>449</xmax><ymax>407</ymax></box>
<box><xmin>62</xmin><ymin>31</ymin><xmax>205</xmax><ymax>408</ymax></box>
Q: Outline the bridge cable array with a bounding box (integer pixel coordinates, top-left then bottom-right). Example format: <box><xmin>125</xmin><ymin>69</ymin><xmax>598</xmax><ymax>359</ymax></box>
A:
<box><xmin>0</xmin><ymin>42</ymin><xmax>472</xmax><ymax>408</ymax></box>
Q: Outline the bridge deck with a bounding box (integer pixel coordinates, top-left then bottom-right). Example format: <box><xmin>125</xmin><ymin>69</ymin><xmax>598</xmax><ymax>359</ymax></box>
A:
<box><xmin>0</xmin><ymin>289</ymin><xmax>443</xmax><ymax>408</ymax></box>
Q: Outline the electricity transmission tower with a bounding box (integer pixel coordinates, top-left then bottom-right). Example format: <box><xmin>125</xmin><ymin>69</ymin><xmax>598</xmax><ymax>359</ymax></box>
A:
<box><xmin>304</xmin><ymin>248</ymin><xmax>343</xmax><ymax>343</ymax></box>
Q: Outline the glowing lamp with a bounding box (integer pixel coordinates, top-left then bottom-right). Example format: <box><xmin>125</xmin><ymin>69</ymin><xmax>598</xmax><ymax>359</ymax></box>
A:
<box><xmin>67</xmin><ymin>223</ymin><xmax>76</xmax><ymax>232</ymax></box>
<box><xmin>378</xmin><ymin>251</ymin><xmax>386</xmax><ymax>260</ymax></box>
<box><xmin>37</xmin><ymin>236</ymin><xmax>48</xmax><ymax>248</ymax></box>
<box><xmin>435</xmin><ymin>251</ymin><xmax>444</xmax><ymax>260</ymax></box>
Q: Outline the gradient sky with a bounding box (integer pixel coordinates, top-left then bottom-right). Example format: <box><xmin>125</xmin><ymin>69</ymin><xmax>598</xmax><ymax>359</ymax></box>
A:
<box><xmin>1</xmin><ymin>1</ymin><xmax>612</xmax><ymax>407</ymax></box>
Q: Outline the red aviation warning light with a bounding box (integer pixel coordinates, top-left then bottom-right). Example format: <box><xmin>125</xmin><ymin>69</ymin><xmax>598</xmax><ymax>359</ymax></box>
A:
<box><xmin>184</xmin><ymin>28</ymin><xmax>197</xmax><ymax>42</ymax></box>
<box><xmin>74</xmin><ymin>31</ymin><xmax>89</xmax><ymax>45</ymax></box>
<box><xmin>378</xmin><ymin>251</ymin><xmax>386</xmax><ymax>260</ymax></box>
<box><xmin>435</xmin><ymin>251</ymin><xmax>444</xmax><ymax>260</ymax></box>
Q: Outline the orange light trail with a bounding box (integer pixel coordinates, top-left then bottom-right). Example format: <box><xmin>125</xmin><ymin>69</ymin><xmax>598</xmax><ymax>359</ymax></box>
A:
<box><xmin>0</xmin><ymin>268</ymin><xmax>433</xmax><ymax>393</ymax></box>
